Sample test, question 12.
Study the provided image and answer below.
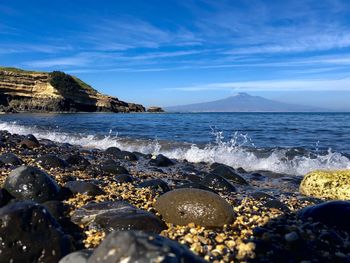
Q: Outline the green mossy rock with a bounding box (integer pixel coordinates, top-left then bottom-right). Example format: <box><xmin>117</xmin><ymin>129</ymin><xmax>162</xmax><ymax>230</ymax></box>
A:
<box><xmin>300</xmin><ymin>170</ymin><xmax>350</xmax><ymax>200</ymax></box>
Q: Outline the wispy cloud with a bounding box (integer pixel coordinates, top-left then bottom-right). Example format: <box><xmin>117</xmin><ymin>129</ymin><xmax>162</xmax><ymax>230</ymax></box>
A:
<box><xmin>170</xmin><ymin>78</ymin><xmax>350</xmax><ymax>92</ymax></box>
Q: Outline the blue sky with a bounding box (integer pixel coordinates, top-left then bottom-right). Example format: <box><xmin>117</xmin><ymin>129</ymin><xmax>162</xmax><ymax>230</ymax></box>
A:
<box><xmin>1</xmin><ymin>0</ymin><xmax>350</xmax><ymax>109</ymax></box>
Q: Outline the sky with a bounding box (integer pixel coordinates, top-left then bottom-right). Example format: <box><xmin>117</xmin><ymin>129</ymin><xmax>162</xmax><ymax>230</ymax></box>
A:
<box><xmin>1</xmin><ymin>0</ymin><xmax>350</xmax><ymax>109</ymax></box>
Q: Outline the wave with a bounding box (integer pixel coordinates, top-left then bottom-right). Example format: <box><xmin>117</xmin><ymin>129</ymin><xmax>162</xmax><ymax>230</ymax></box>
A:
<box><xmin>0</xmin><ymin>120</ymin><xmax>349</xmax><ymax>176</ymax></box>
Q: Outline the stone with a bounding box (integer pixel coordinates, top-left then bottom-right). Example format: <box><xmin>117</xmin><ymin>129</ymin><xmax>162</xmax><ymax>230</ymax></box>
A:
<box><xmin>138</xmin><ymin>179</ymin><xmax>170</xmax><ymax>193</ymax></box>
<box><xmin>71</xmin><ymin>201</ymin><xmax>165</xmax><ymax>233</ymax></box>
<box><xmin>0</xmin><ymin>201</ymin><xmax>73</xmax><ymax>263</ymax></box>
<box><xmin>65</xmin><ymin>154</ymin><xmax>90</xmax><ymax>167</ymax></box>
<box><xmin>65</xmin><ymin>181</ymin><xmax>104</xmax><ymax>196</ymax></box>
<box><xmin>36</xmin><ymin>154</ymin><xmax>68</xmax><ymax>169</ymax></box>
<box><xmin>0</xmin><ymin>189</ymin><xmax>12</xmax><ymax>207</ymax></box>
<box><xmin>155</xmin><ymin>188</ymin><xmax>234</xmax><ymax>227</ymax></box>
<box><xmin>112</xmin><ymin>150</ymin><xmax>138</xmax><ymax>161</ymax></box>
<box><xmin>149</xmin><ymin>154</ymin><xmax>174</xmax><ymax>167</ymax></box>
<box><xmin>300</xmin><ymin>170</ymin><xmax>350</xmax><ymax>200</ymax></box>
<box><xmin>100</xmin><ymin>161</ymin><xmax>129</xmax><ymax>175</ymax></box>
<box><xmin>59</xmin><ymin>250</ymin><xmax>93</xmax><ymax>263</ymax></box>
<box><xmin>0</xmin><ymin>153</ymin><xmax>22</xmax><ymax>165</ymax></box>
<box><xmin>105</xmin><ymin>147</ymin><xmax>121</xmax><ymax>155</ymax></box>
<box><xmin>114</xmin><ymin>174</ymin><xmax>134</xmax><ymax>183</ymax></box>
<box><xmin>3</xmin><ymin>166</ymin><xmax>60</xmax><ymax>203</ymax></box>
<box><xmin>250</xmin><ymin>191</ymin><xmax>275</xmax><ymax>200</ymax></box>
<box><xmin>20</xmin><ymin>139</ymin><xmax>40</xmax><ymax>148</ymax></box>
<box><xmin>87</xmin><ymin>231</ymin><xmax>206</xmax><ymax>263</ymax></box>
<box><xmin>176</xmin><ymin>182</ymin><xmax>219</xmax><ymax>194</ymax></box>
<box><xmin>201</xmin><ymin>173</ymin><xmax>236</xmax><ymax>194</ymax></box>
<box><xmin>211</xmin><ymin>164</ymin><xmax>248</xmax><ymax>185</ymax></box>
<box><xmin>299</xmin><ymin>201</ymin><xmax>350</xmax><ymax>232</ymax></box>
<box><xmin>264</xmin><ymin>199</ymin><xmax>290</xmax><ymax>212</ymax></box>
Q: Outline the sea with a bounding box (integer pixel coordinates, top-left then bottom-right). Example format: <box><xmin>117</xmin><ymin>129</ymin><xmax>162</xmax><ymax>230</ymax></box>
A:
<box><xmin>0</xmin><ymin>112</ymin><xmax>349</xmax><ymax>176</ymax></box>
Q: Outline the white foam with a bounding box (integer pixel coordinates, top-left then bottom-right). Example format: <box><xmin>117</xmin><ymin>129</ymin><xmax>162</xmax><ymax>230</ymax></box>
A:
<box><xmin>0</xmin><ymin>120</ymin><xmax>349</xmax><ymax>176</ymax></box>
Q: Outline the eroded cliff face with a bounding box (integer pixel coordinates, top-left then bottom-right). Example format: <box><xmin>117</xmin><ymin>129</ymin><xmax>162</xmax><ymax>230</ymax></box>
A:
<box><xmin>0</xmin><ymin>68</ymin><xmax>145</xmax><ymax>113</ymax></box>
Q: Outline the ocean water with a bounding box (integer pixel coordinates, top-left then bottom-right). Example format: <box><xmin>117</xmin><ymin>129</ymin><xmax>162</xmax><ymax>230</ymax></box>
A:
<box><xmin>0</xmin><ymin>112</ymin><xmax>349</xmax><ymax>176</ymax></box>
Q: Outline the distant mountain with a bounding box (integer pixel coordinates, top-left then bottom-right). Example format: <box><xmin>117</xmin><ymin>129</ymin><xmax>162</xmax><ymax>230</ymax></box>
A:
<box><xmin>165</xmin><ymin>93</ymin><xmax>328</xmax><ymax>112</ymax></box>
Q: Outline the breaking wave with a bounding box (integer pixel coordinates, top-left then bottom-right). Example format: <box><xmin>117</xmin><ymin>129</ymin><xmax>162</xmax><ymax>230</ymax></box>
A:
<box><xmin>0</xmin><ymin>120</ymin><xmax>349</xmax><ymax>176</ymax></box>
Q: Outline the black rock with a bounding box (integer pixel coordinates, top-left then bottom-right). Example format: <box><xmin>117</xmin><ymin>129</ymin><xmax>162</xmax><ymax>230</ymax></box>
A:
<box><xmin>0</xmin><ymin>189</ymin><xmax>12</xmax><ymax>207</ymax></box>
<box><xmin>250</xmin><ymin>191</ymin><xmax>275</xmax><ymax>200</ymax></box>
<box><xmin>0</xmin><ymin>201</ymin><xmax>73</xmax><ymax>263</ymax></box>
<box><xmin>138</xmin><ymin>179</ymin><xmax>170</xmax><ymax>193</ymax></box>
<box><xmin>64</xmin><ymin>181</ymin><xmax>104</xmax><ymax>196</ymax></box>
<box><xmin>201</xmin><ymin>173</ymin><xmax>236</xmax><ymax>194</ymax></box>
<box><xmin>59</xmin><ymin>250</ymin><xmax>93</xmax><ymax>263</ymax></box>
<box><xmin>112</xmin><ymin>150</ymin><xmax>138</xmax><ymax>161</ymax></box>
<box><xmin>3</xmin><ymin>166</ymin><xmax>60</xmax><ymax>203</ymax></box>
<box><xmin>36</xmin><ymin>154</ymin><xmax>68</xmax><ymax>169</ymax></box>
<box><xmin>0</xmin><ymin>153</ymin><xmax>22</xmax><ymax>165</ymax></box>
<box><xmin>42</xmin><ymin>200</ymin><xmax>69</xmax><ymax>222</ymax></box>
<box><xmin>182</xmin><ymin>173</ymin><xmax>203</xmax><ymax>183</ymax></box>
<box><xmin>65</xmin><ymin>154</ymin><xmax>91</xmax><ymax>167</ymax></box>
<box><xmin>299</xmin><ymin>201</ymin><xmax>350</xmax><ymax>232</ymax></box>
<box><xmin>71</xmin><ymin>201</ymin><xmax>165</xmax><ymax>233</ymax></box>
<box><xmin>25</xmin><ymin>134</ymin><xmax>39</xmax><ymax>144</ymax></box>
<box><xmin>176</xmin><ymin>182</ymin><xmax>219</xmax><ymax>194</ymax></box>
<box><xmin>264</xmin><ymin>199</ymin><xmax>290</xmax><ymax>212</ymax></box>
<box><xmin>114</xmin><ymin>174</ymin><xmax>134</xmax><ymax>183</ymax></box>
<box><xmin>87</xmin><ymin>231</ymin><xmax>206</xmax><ymax>263</ymax></box>
<box><xmin>211</xmin><ymin>164</ymin><xmax>248</xmax><ymax>185</ymax></box>
<box><xmin>100</xmin><ymin>162</ymin><xmax>129</xmax><ymax>175</ymax></box>
<box><xmin>105</xmin><ymin>147</ymin><xmax>121</xmax><ymax>156</ymax></box>
<box><xmin>149</xmin><ymin>154</ymin><xmax>174</xmax><ymax>167</ymax></box>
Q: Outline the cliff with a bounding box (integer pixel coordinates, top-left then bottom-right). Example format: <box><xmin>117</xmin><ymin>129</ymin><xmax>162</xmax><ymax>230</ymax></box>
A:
<box><xmin>0</xmin><ymin>67</ymin><xmax>145</xmax><ymax>113</ymax></box>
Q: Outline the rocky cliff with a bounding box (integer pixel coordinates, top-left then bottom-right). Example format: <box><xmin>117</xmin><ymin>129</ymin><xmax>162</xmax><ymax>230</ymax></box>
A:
<box><xmin>0</xmin><ymin>67</ymin><xmax>145</xmax><ymax>113</ymax></box>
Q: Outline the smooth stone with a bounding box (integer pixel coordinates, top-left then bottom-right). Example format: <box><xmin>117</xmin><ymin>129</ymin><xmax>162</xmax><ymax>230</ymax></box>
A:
<box><xmin>4</xmin><ymin>166</ymin><xmax>60</xmax><ymax>203</ymax></box>
<box><xmin>0</xmin><ymin>201</ymin><xmax>73</xmax><ymax>263</ymax></box>
<box><xmin>71</xmin><ymin>201</ymin><xmax>165</xmax><ymax>233</ymax></box>
<box><xmin>201</xmin><ymin>173</ymin><xmax>236</xmax><ymax>194</ymax></box>
<box><xmin>59</xmin><ymin>250</ymin><xmax>93</xmax><ymax>263</ymax></box>
<box><xmin>65</xmin><ymin>154</ymin><xmax>90</xmax><ymax>167</ymax></box>
<box><xmin>65</xmin><ymin>181</ymin><xmax>104</xmax><ymax>196</ymax></box>
<box><xmin>250</xmin><ymin>191</ymin><xmax>275</xmax><ymax>200</ymax></box>
<box><xmin>299</xmin><ymin>201</ymin><xmax>350</xmax><ymax>232</ymax></box>
<box><xmin>36</xmin><ymin>154</ymin><xmax>68</xmax><ymax>169</ymax></box>
<box><xmin>114</xmin><ymin>174</ymin><xmax>134</xmax><ymax>183</ymax></box>
<box><xmin>137</xmin><ymin>179</ymin><xmax>170</xmax><ymax>193</ymax></box>
<box><xmin>176</xmin><ymin>183</ymin><xmax>219</xmax><ymax>194</ymax></box>
<box><xmin>211</xmin><ymin>164</ymin><xmax>249</xmax><ymax>185</ymax></box>
<box><xmin>100</xmin><ymin>162</ymin><xmax>129</xmax><ymax>175</ymax></box>
<box><xmin>149</xmin><ymin>154</ymin><xmax>174</xmax><ymax>167</ymax></box>
<box><xmin>300</xmin><ymin>170</ymin><xmax>350</xmax><ymax>200</ymax></box>
<box><xmin>0</xmin><ymin>153</ymin><xmax>22</xmax><ymax>165</ymax></box>
<box><xmin>0</xmin><ymin>189</ymin><xmax>12</xmax><ymax>207</ymax></box>
<box><xmin>87</xmin><ymin>231</ymin><xmax>206</xmax><ymax>263</ymax></box>
<box><xmin>155</xmin><ymin>188</ymin><xmax>234</xmax><ymax>227</ymax></box>
<box><xmin>105</xmin><ymin>147</ymin><xmax>121</xmax><ymax>156</ymax></box>
<box><xmin>42</xmin><ymin>200</ymin><xmax>69</xmax><ymax>222</ymax></box>
<box><xmin>25</xmin><ymin>134</ymin><xmax>39</xmax><ymax>144</ymax></box>
<box><xmin>112</xmin><ymin>150</ymin><xmax>138</xmax><ymax>161</ymax></box>
<box><xmin>19</xmin><ymin>139</ymin><xmax>40</xmax><ymax>148</ymax></box>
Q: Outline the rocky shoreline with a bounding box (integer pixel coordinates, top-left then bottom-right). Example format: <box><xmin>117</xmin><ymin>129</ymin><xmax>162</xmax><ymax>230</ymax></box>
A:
<box><xmin>0</xmin><ymin>130</ymin><xmax>349</xmax><ymax>262</ymax></box>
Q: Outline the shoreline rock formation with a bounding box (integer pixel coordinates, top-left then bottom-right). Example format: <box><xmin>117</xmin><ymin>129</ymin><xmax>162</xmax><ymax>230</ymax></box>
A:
<box><xmin>0</xmin><ymin>67</ymin><xmax>145</xmax><ymax>113</ymax></box>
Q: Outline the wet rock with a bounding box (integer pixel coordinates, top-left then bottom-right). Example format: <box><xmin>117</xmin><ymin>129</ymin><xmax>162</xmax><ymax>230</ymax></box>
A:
<box><xmin>138</xmin><ymin>179</ymin><xmax>170</xmax><ymax>193</ymax></box>
<box><xmin>112</xmin><ymin>150</ymin><xmax>138</xmax><ymax>161</ymax></box>
<box><xmin>0</xmin><ymin>201</ymin><xmax>73</xmax><ymax>263</ymax></box>
<box><xmin>0</xmin><ymin>189</ymin><xmax>12</xmax><ymax>207</ymax></box>
<box><xmin>87</xmin><ymin>230</ymin><xmax>206</xmax><ymax>263</ymax></box>
<box><xmin>299</xmin><ymin>201</ymin><xmax>350</xmax><ymax>232</ymax></box>
<box><xmin>182</xmin><ymin>173</ymin><xmax>203</xmax><ymax>183</ymax></box>
<box><xmin>149</xmin><ymin>154</ymin><xmax>174</xmax><ymax>167</ymax></box>
<box><xmin>155</xmin><ymin>188</ymin><xmax>234</xmax><ymax>227</ymax></box>
<box><xmin>65</xmin><ymin>181</ymin><xmax>104</xmax><ymax>196</ymax></box>
<box><xmin>300</xmin><ymin>170</ymin><xmax>350</xmax><ymax>200</ymax></box>
<box><xmin>0</xmin><ymin>153</ymin><xmax>22</xmax><ymax>165</ymax></box>
<box><xmin>4</xmin><ymin>166</ymin><xmax>60</xmax><ymax>203</ymax></box>
<box><xmin>201</xmin><ymin>173</ymin><xmax>236</xmax><ymax>194</ymax></box>
<box><xmin>264</xmin><ymin>199</ymin><xmax>290</xmax><ymax>212</ymax></box>
<box><xmin>72</xmin><ymin>201</ymin><xmax>165</xmax><ymax>233</ymax></box>
<box><xmin>211</xmin><ymin>164</ymin><xmax>248</xmax><ymax>185</ymax></box>
<box><xmin>176</xmin><ymin>182</ymin><xmax>219</xmax><ymax>194</ymax></box>
<box><xmin>105</xmin><ymin>147</ymin><xmax>121</xmax><ymax>156</ymax></box>
<box><xmin>59</xmin><ymin>250</ymin><xmax>93</xmax><ymax>263</ymax></box>
<box><xmin>65</xmin><ymin>154</ymin><xmax>91</xmax><ymax>167</ymax></box>
<box><xmin>114</xmin><ymin>174</ymin><xmax>134</xmax><ymax>183</ymax></box>
<box><xmin>36</xmin><ymin>154</ymin><xmax>68</xmax><ymax>169</ymax></box>
<box><xmin>250</xmin><ymin>191</ymin><xmax>275</xmax><ymax>200</ymax></box>
<box><xmin>100</xmin><ymin>161</ymin><xmax>129</xmax><ymax>175</ymax></box>
<box><xmin>42</xmin><ymin>200</ymin><xmax>69</xmax><ymax>222</ymax></box>
<box><xmin>20</xmin><ymin>139</ymin><xmax>40</xmax><ymax>148</ymax></box>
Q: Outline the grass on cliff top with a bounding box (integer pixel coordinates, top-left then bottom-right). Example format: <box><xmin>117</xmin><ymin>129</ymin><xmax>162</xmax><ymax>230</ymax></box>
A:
<box><xmin>72</xmin><ymin>76</ymin><xmax>99</xmax><ymax>94</ymax></box>
<box><xmin>0</xmin><ymin>66</ymin><xmax>42</xmax><ymax>74</ymax></box>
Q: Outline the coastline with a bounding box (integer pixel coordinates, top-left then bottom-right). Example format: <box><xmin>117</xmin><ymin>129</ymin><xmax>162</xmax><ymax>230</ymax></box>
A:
<box><xmin>0</xmin><ymin>129</ymin><xmax>349</xmax><ymax>262</ymax></box>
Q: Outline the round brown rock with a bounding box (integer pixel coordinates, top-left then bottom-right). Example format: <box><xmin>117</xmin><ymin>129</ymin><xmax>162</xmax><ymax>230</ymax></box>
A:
<box><xmin>155</xmin><ymin>188</ymin><xmax>234</xmax><ymax>227</ymax></box>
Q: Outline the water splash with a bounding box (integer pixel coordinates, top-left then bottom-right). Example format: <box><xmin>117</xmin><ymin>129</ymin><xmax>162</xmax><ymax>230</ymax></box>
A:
<box><xmin>0</xmin><ymin>120</ymin><xmax>349</xmax><ymax>176</ymax></box>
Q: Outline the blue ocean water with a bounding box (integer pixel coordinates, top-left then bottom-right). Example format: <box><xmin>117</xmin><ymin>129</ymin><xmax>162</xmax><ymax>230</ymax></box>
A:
<box><xmin>1</xmin><ymin>112</ymin><xmax>349</xmax><ymax>175</ymax></box>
